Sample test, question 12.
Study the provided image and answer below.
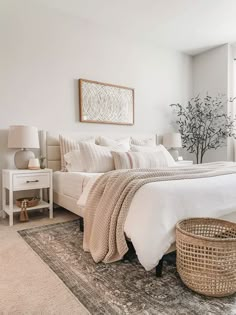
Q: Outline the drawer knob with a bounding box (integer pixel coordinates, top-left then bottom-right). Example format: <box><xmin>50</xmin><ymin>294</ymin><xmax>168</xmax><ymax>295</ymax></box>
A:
<box><xmin>26</xmin><ymin>180</ymin><xmax>39</xmax><ymax>183</ymax></box>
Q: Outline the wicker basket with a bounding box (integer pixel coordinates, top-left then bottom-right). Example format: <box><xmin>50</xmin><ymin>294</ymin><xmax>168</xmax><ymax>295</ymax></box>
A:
<box><xmin>176</xmin><ymin>218</ymin><xmax>236</xmax><ymax>297</ymax></box>
<box><xmin>16</xmin><ymin>197</ymin><xmax>40</xmax><ymax>208</ymax></box>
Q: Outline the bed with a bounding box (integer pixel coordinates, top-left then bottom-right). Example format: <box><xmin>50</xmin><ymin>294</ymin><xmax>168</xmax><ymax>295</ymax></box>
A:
<box><xmin>53</xmin><ymin>170</ymin><xmax>101</xmax><ymax>216</ymax></box>
<box><xmin>40</xmin><ymin>131</ymin><xmax>158</xmax><ymax>216</ymax></box>
<box><xmin>40</xmin><ymin>131</ymin><xmax>236</xmax><ymax>275</ymax></box>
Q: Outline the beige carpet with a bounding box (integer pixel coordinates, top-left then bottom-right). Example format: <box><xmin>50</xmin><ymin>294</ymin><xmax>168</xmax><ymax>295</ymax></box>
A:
<box><xmin>0</xmin><ymin>208</ymin><xmax>90</xmax><ymax>315</ymax></box>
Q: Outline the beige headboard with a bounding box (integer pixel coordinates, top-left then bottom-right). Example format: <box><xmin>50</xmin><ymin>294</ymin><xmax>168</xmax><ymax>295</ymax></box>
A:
<box><xmin>40</xmin><ymin>131</ymin><xmax>160</xmax><ymax>172</ymax></box>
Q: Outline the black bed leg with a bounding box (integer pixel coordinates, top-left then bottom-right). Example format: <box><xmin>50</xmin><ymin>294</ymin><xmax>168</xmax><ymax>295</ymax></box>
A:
<box><xmin>79</xmin><ymin>217</ymin><xmax>84</xmax><ymax>232</ymax></box>
<box><xmin>156</xmin><ymin>257</ymin><xmax>164</xmax><ymax>277</ymax></box>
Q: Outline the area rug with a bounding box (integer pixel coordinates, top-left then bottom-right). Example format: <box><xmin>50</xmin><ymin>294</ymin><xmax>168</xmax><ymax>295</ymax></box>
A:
<box><xmin>18</xmin><ymin>220</ymin><xmax>236</xmax><ymax>315</ymax></box>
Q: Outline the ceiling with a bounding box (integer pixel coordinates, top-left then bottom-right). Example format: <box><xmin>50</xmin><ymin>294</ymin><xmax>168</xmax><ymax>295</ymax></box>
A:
<box><xmin>36</xmin><ymin>0</ymin><xmax>236</xmax><ymax>55</ymax></box>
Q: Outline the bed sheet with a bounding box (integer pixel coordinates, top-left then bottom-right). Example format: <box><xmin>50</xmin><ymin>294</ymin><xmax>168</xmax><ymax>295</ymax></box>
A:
<box><xmin>53</xmin><ymin>171</ymin><xmax>102</xmax><ymax>201</ymax></box>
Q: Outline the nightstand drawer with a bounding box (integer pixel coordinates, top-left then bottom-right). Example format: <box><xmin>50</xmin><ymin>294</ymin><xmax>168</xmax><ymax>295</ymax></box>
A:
<box><xmin>13</xmin><ymin>173</ymin><xmax>50</xmax><ymax>190</ymax></box>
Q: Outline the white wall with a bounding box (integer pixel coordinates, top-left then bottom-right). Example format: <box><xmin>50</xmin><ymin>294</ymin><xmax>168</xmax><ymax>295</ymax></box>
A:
<box><xmin>193</xmin><ymin>44</ymin><xmax>229</xmax><ymax>97</ymax></box>
<box><xmin>191</xmin><ymin>44</ymin><xmax>233</xmax><ymax>163</ymax></box>
<box><xmin>0</xmin><ymin>0</ymin><xmax>192</xmax><ymax>133</ymax></box>
<box><xmin>0</xmin><ymin>0</ymin><xmax>193</xmax><ymax>208</ymax></box>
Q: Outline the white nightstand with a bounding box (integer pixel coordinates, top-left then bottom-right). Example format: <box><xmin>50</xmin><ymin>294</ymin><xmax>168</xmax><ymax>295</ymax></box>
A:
<box><xmin>2</xmin><ymin>169</ymin><xmax>53</xmax><ymax>226</ymax></box>
<box><xmin>176</xmin><ymin>160</ymin><xmax>193</xmax><ymax>166</ymax></box>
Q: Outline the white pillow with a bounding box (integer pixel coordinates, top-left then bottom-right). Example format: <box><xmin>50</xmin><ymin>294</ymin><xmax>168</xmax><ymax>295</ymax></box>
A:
<box><xmin>64</xmin><ymin>150</ymin><xmax>82</xmax><ymax>172</ymax></box>
<box><xmin>130</xmin><ymin>144</ymin><xmax>176</xmax><ymax>166</ymax></box>
<box><xmin>98</xmin><ymin>136</ymin><xmax>130</xmax><ymax>151</ymax></box>
<box><xmin>130</xmin><ymin>144</ymin><xmax>159</xmax><ymax>152</ymax></box>
<box><xmin>130</xmin><ymin>137</ymin><xmax>156</xmax><ymax>146</ymax></box>
<box><xmin>59</xmin><ymin>135</ymin><xmax>95</xmax><ymax>171</ymax></box>
<box><xmin>112</xmin><ymin>151</ymin><xmax>171</xmax><ymax>169</ymax></box>
<box><xmin>79</xmin><ymin>142</ymin><xmax>128</xmax><ymax>173</ymax></box>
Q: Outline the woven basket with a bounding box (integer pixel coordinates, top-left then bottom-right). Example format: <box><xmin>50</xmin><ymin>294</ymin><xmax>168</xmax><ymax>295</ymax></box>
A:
<box><xmin>176</xmin><ymin>218</ymin><xmax>236</xmax><ymax>297</ymax></box>
<box><xmin>16</xmin><ymin>197</ymin><xmax>40</xmax><ymax>208</ymax></box>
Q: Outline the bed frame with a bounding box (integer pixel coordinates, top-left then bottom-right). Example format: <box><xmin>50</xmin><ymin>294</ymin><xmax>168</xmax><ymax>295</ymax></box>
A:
<box><xmin>40</xmin><ymin>131</ymin><xmax>160</xmax><ymax>172</ymax></box>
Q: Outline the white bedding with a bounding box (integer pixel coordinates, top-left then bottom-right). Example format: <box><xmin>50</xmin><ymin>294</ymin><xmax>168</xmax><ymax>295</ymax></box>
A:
<box><xmin>77</xmin><ymin>170</ymin><xmax>236</xmax><ymax>271</ymax></box>
<box><xmin>53</xmin><ymin>171</ymin><xmax>102</xmax><ymax>201</ymax></box>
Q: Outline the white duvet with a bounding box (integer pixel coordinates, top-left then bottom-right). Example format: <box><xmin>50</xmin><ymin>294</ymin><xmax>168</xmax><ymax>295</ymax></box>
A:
<box><xmin>54</xmin><ymin>171</ymin><xmax>102</xmax><ymax>200</ymax></box>
<box><xmin>78</xmin><ymin>171</ymin><xmax>236</xmax><ymax>271</ymax></box>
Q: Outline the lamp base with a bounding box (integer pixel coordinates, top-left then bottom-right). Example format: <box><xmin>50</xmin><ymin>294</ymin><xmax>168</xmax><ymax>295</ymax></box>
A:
<box><xmin>168</xmin><ymin>148</ymin><xmax>179</xmax><ymax>161</ymax></box>
<box><xmin>14</xmin><ymin>149</ymin><xmax>35</xmax><ymax>169</ymax></box>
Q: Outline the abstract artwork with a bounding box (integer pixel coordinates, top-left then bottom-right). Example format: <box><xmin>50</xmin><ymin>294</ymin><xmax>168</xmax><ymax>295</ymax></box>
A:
<box><xmin>79</xmin><ymin>79</ymin><xmax>134</xmax><ymax>125</ymax></box>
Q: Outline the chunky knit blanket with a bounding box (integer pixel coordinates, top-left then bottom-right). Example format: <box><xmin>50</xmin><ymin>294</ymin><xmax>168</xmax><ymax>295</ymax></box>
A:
<box><xmin>83</xmin><ymin>162</ymin><xmax>236</xmax><ymax>264</ymax></box>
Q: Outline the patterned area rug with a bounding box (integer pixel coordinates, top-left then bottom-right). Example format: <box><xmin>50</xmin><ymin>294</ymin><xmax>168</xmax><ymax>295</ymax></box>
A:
<box><xmin>18</xmin><ymin>220</ymin><xmax>236</xmax><ymax>315</ymax></box>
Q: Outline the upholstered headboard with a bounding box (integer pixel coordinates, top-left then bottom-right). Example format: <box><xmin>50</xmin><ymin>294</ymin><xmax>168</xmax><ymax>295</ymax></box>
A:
<box><xmin>40</xmin><ymin>131</ymin><xmax>160</xmax><ymax>172</ymax></box>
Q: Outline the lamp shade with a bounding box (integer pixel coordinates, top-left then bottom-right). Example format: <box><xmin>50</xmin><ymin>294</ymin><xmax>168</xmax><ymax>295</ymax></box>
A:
<box><xmin>163</xmin><ymin>133</ymin><xmax>182</xmax><ymax>149</ymax></box>
<box><xmin>8</xmin><ymin>125</ymin><xmax>40</xmax><ymax>149</ymax></box>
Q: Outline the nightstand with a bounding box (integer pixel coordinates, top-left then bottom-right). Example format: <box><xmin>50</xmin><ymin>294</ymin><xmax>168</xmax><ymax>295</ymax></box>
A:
<box><xmin>2</xmin><ymin>169</ymin><xmax>53</xmax><ymax>226</ymax></box>
<box><xmin>176</xmin><ymin>160</ymin><xmax>193</xmax><ymax>166</ymax></box>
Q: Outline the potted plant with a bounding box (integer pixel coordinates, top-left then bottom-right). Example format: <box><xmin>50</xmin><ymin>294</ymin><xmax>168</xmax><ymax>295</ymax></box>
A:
<box><xmin>171</xmin><ymin>95</ymin><xmax>236</xmax><ymax>164</ymax></box>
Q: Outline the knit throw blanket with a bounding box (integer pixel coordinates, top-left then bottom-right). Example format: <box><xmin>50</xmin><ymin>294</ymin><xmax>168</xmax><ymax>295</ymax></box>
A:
<box><xmin>83</xmin><ymin>162</ymin><xmax>236</xmax><ymax>264</ymax></box>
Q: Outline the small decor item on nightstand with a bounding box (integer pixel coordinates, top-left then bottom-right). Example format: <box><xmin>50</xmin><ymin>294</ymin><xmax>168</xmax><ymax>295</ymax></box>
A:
<box><xmin>19</xmin><ymin>200</ymin><xmax>29</xmax><ymax>222</ymax></box>
<box><xmin>28</xmin><ymin>158</ymin><xmax>40</xmax><ymax>170</ymax></box>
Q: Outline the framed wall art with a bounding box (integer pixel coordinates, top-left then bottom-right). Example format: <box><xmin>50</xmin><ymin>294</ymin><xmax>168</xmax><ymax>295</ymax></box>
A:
<box><xmin>79</xmin><ymin>79</ymin><xmax>134</xmax><ymax>125</ymax></box>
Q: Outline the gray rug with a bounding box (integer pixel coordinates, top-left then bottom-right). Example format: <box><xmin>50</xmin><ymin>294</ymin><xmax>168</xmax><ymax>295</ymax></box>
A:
<box><xmin>18</xmin><ymin>220</ymin><xmax>236</xmax><ymax>315</ymax></box>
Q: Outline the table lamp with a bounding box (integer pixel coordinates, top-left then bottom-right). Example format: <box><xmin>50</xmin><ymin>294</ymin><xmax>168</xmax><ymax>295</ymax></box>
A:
<box><xmin>8</xmin><ymin>125</ymin><xmax>40</xmax><ymax>169</ymax></box>
<box><xmin>163</xmin><ymin>132</ymin><xmax>182</xmax><ymax>161</ymax></box>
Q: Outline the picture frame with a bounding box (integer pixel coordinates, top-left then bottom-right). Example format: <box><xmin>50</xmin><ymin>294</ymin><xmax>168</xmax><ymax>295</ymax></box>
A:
<box><xmin>79</xmin><ymin>79</ymin><xmax>134</xmax><ymax>125</ymax></box>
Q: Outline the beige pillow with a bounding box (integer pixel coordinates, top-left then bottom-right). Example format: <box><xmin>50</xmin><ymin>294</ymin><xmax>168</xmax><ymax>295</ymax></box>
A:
<box><xmin>59</xmin><ymin>135</ymin><xmax>95</xmax><ymax>171</ymax></box>
<box><xmin>98</xmin><ymin>136</ymin><xmax>130</xmax><ymax>151</ymax></box>
<box><xmin>79</xmin><ymin>142</ymin><xmax>128</xmax><ymax>173</ymax></box>
<box><xmin>130</xmin><ymin>144</ymin><xmax>176</xmax><ymax>166</ymax></box>
<box><xmin>130</xmin><ymin>144</ymin><xmax>159</xmax><ymax>152</ymax></box>
<box><xmin>130</xmin><ymin>137</ymin><xmax>156</xmax><ymax>146</ymax></box>
<box><xmin>112</xmin><ymin>151</ymin><xmax>174</xmax><ymax>170</ymax></box>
